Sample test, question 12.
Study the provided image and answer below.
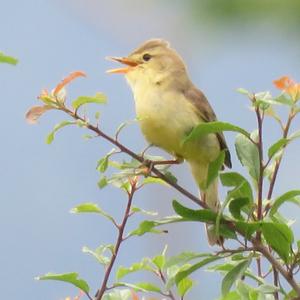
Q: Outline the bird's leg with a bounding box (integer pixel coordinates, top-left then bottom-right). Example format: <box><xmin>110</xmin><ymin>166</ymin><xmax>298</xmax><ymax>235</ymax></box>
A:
<box><xmin>139</xmin><ymin>156</ymin><xmax>183</xmax><ymax>177</ymax></box>
<box><xmin>149</xmin><ymin>157</ymin><xmax>184</xmax><ymax>166</ymax></box>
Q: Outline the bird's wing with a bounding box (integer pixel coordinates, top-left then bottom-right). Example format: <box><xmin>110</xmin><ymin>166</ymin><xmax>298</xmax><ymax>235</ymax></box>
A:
<box><xmin>184</xmin><ymin>86</ymin><xmax>232</xmax><ymax>168</ymax></box>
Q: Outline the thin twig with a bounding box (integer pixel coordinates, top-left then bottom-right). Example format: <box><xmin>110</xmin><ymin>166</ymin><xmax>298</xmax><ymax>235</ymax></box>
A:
<box><xmin>95</xmin><ymin>179</ymin><xmax>137</xmax><ymax>300</ymax></box>
<box><xmin>255</xmin><ymin>106</ymin><xmax>264</xmax><ymax>221</ymax></box>
<box><xmin>158</xmin><ymin>270</ymin><xmax>176</xmax><ymax>300</ymax></box>
<box><xmin>84</xmin><ymin>291</ymin><xmax>93</xmax><ymax>300</ymax></box>
<box><xmin>252</xmin><ymin>239</ymin><xmax>300</xmax><ymax>296</ymax></box>
<box><xmin>273</xmin><ymin>269</ymin><xmax>279</xmax><ymax>300</ymax></box>
<box><xmin>254</xmin><ymin>106</ymin><xmax>264</xmax><ymax>280</ymax></box>
<box><xmin>267</xmin><ymin>111</ymin><xmax>295</xmax><ymax>200</ymax></box>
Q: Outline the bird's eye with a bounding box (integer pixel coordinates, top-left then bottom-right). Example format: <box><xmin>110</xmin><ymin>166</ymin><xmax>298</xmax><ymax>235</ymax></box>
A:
<box><xmin>142</xmin><ymin>53</ymin><xmax>151</xmax><ymax>61</ymax></box>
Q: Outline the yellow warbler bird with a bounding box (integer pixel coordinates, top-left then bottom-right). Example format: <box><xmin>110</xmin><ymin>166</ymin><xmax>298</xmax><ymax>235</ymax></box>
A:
<box><xmin>107</xmin><ymin>39</ymin><xmax>231</xmax><ymax>245</ymax></box>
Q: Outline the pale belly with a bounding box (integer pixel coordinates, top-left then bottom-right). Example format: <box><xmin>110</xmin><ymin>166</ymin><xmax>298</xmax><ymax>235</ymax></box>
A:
<box><xmin>134</xmin><ymin>87</ymin><xmax>220</xmax><ymax>163</ymax></box>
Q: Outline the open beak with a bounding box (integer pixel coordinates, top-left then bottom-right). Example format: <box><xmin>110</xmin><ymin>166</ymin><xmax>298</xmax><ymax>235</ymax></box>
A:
<box><xmin>106</xmin><ymin>56</ymin><xmax>139</xmax><ymax>74</ymax></box>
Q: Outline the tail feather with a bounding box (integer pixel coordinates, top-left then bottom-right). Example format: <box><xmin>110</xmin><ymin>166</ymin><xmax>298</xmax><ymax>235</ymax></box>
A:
<box><xmin>202</xmin><ymin>179</ymin><xmax>223</xmax><ymax>246</ymax></box>
<box><xmin>190</xmin><ymin>161</ymin><xmax>222</xmax><ymax>246</ymax></box>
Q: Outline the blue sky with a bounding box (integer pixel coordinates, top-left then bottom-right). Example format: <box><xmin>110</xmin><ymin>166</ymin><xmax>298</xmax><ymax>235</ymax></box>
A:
<box><xmin>1</xmin><ymin>1</ymin><xmax>300</xmax><ymax>299</ymax></box>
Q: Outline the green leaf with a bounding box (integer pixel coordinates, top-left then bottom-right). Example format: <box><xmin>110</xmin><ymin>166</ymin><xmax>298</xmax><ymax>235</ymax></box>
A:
<box><xmin>165</xmin><ymin>252</ymin><xmax>210</xmax><ymax>268</ymax></box>
<box><xmin>46</xmin><ymin>121</ymin><xmax>75</xmax><ymax>144</ymax></box>
<box><xmin>235</xmin><ymin>134</ymin><xmax>260</xmax><ymax>182</ymax></box>
<box><xmin>221</xmin><ymin>258</ymin><xmax>251</xmax><ymax>296</ymax></box>
<box><xmin>270</xmin><ymin>190</ymin><xmax>300</xmax><ymax>216</ymax></box>
<box><xmin>218</xmin><ymin>291</ymin><xmax>241</xmax><ymax>300</ymax></box>
<box><xmin>274</xmin><ymin>93</ymin><xmax>294</xmax><ymax>106</ymax></box>
<box><xmin>127</xmin><ymin>215</ymin><xmax>187</xmax><ymax>238</ymax></box>
<box><xmin>229</xmin><ymin>197</ymin><xmax>250</xmax><ymax>220</ymax></box>
<box><xmin>205</xmin><ymin>150</ymin><xmax>225</xmax><ymax>189</ymax></box>
<box><xmin>254</xmin><ymin>91</ymin><xmax>278</xmax><ymax>109</ymax></box>
<box><xmin>151</xmin><ymin>245</ymin><xmax>167</xmax><ymax>270</ymax></box>
<box><xmin>142</xmin><ymin>177</ymin><xmax>169</xmax><ymax>186</ymax></box>
<box><xmin>236</xmin><ymin>88</ymin><xmax>250</xmax><ymax>96</ymax></box>
<box><xmin>183</xmin><ymin>121</ymin><xmax>250</xmax><ymax>145</ymax></box>
<box><xmin>131</xmin><ymin>206</ymin><xmax>158</xmax><ymax>216</ymax></box>
<box><xmin>72</xmin><ymin>92</ymin><xmax>107</xmax><ymax>110</ymax></box>
<box><xmin>285</xmin><ymin>289</ymin><xmax>298</xmax><ymax>300</ymax></box>
<box><xmin>116</xmin><ymin>258</ymin><xmax>153</xmax><ymax>280</ymax></box>
<box><xmin>165</xmin><ymin>265</ymin><xmax>183</xmax><ymax>290</ymax></box>
<box><xmin>133</xmin><ymin>282</ymin><xmax>162</xmax><ymax>293</ymax></box>
<box><xmin>97</xmin><ymin>176</ymin><xmax>108</xmax><ymax>189</ymax></box>
<box><xmin>268</xmin><ymin>138</ymin><xmax>289</xmax><ymax>159</ymax></box>
<box><xmin>152</xmin><ymin>254</ymin><xmax>165</xmax><ymax>270</ymax></box>
<box><xmin>102</xmin><ymin>289</ymin><xmax>132</xmax><ymax>300</ymax></box>
<box><xmin>177</xmin><ymin>277</ymin><xmax>193</xmax><ymax>297</ymax></box>
<box><xmin>215</xmin><ymin>196</ymin><xmax>232</xmax><ymax>239</ymax></box>
<box><xmin>261</xmin><ymin>222</ymin><xmax>293</xmax><ymax>262</ymax></box>
<box><xmin>115</xmin><ymin>118</ymin><xmax>138</xmax><ymax>138</ymax></box>
<box><xmin>96</xmin><ymin>149</ymin><xmax>117</xmax><ymax>173</ymax></box>
<box><xmin>257</xmin><ymin>284</ymin><xmax>280</xmax><ymax>294</ymax></box>
<box><xmin>70</xmin><ymin>202</ymin><xmax>115</xmax><ymax>224</ymax></box>
<box><xmin>172</xmin><ymin>200</ymin><xmax>217</xmax><ymax>222</ymax></box>
<box><xmin>271</xmin><ymin>211</ymin><xmax>294</xmax><ymax>227</ymax></box>
<box><xmin>208</xmin><ymin>262</ymin><xmax>264</xmax><ymax>285</ymax></box>
<box><xmin>175</xmin><ymin>256</ymin><xmax>222</xmax><ymax>284</ymax></box>
<box><xmin>127</xmin><ymin>220</ymin><xmax>165</xmax><ymax>237</ymax></box>
<box><xmin>114</xmin><ymin>282</ymin><xmax>161</xmax><ymax>293</ymax></box>
<box><xmin>219</xmin><ymin>223</ymin><xmax>237</xmax><ymax>239</ymax></box>
<box><xmin>82</xmin><ymin>245</ymin><xmax>112</xmax><ymax>265</ymax></box>
<box><xmin>235</xmin><ymin>221</ymin><xmax>260</xmax><ymax>239</ymax></box>
<box><xmin>36</xmin><ymin>272</ymin><xmax>89</xmax><ymax>293</ymax></box>
<box><xmin>0</xmin><ymin>52</ymin><xmax>18</xmax><ymax>65</ymax></box>
<box><xmin>97</xmin><ymin>157</ymin><xmax>109</xmax><ymax>173</ymax></box>
<box><xmin>220</xmin><ymin>172</ymin><xmax>253</xmax><ymax>203</ymax></box>
<box><xmin>96</xmin><ymin>148</ymin><xmax>118</xmax><ymax>173</ymax></box>
<box><xmin>235</xmin><ymin>280</ymin><xmax>256</xmax><ymax>300</ymax></box>
<box><xmin>289</xmin><ymin>129</ymin><xmax>300</xmax><ymax>141</ymax></box>
<box><xmin>107</xmin><ymin>175</ymin><xmax>131</xmax><ymax>192</ymax></box>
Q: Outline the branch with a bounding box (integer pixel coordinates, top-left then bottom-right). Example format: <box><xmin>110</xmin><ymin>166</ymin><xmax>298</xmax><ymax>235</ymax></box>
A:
<box><xmin>252</xmin><ymin>239</ymin><xmax>300</xmax><ymax>296</ymax></box>
<box><xmin>61</xmin><ymin>106</ymin><xmax>206</xmax><ymax>208</ymax></box>
<box><xmin>267</xmin><ymin>110</ymin><xmax>295</xmax><ymax>200</ymax></box>
<box><xmin>157</xmin><ymin>270</ymin><xmax>176</xmax><ymax>300</ymax></box>
<box><xmin>255</xmin><ymin>106</ymin><xmax>264</xmax><ymax>221</ymax></box>
<box><xmin>95</xmin><ymin>179</ymin><xmax>137</xmax><ymax>300</ymax></box>
<box><xmin>254</xmin><ymin>105</ymin><xmax>264</xmax><ymax>281</ymax></box>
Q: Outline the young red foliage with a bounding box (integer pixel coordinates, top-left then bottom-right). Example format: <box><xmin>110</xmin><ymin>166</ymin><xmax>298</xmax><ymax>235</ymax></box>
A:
<box><xmin>53</xmin><ymin>71</ymin><xmax>86</xmax><ymax>96</ymax></box>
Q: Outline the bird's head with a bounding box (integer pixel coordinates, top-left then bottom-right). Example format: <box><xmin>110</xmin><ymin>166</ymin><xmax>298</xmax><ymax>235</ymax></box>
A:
<box><xmin>107</xmin><ymin>39</ymin><xmax>188</xmax><ymax>89</ymax></box>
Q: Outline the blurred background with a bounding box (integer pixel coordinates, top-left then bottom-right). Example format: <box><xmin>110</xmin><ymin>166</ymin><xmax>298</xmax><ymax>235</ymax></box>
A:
<box><xmin>1</xmin><ymin>0</ymin><xmax>300</xmax><ymax>299</ymax></box>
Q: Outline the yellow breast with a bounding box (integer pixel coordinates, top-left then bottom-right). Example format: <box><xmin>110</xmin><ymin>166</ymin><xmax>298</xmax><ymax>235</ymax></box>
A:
<box><xmin>133</xmin><ymin>83</ymin><xmax>201</xmax><ymax>156</ymax></box>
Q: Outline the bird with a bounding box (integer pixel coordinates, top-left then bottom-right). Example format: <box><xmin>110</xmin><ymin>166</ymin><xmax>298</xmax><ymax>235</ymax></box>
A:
<box><xmin>107</xmin><ymin>39</ymin><xmax>231</xmax><ymax>245</ymax></box>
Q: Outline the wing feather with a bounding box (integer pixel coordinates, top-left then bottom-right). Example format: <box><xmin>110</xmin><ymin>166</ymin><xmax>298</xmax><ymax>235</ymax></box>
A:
<box><xmin>184</xmin><ymin>86</ymin><xmax>232</xmax><ymax>168</ymax></box>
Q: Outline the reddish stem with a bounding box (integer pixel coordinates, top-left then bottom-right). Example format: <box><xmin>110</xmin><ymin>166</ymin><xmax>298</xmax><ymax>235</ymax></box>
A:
<box><xmin>95</xmin><ymin>181</ymin><xmax>137</xmax><ymax>300</ymax></box>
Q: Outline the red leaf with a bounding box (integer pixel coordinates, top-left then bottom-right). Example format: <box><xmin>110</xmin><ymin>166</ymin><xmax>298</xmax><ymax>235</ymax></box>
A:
<box><xmin>53</xmin><ymin>71</ymin><xmax>86</xmax><ymax>96</ymax></box>
<box><xmin>25</xmin><ymin>105</ymin><xmax>52</xmax><ymax>124</ymax></box>
<box><xmin>273</xmin><ymin>76</ymin><xmax>294</xmax><ymax>90</ymax></box>
<box><xmin>286</xmin><ymin>83</ymin><xmax>300</xmax><ymax>101</ymax></box>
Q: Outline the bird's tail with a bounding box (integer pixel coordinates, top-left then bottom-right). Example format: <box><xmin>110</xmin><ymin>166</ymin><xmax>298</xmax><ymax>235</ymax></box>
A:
<box><xmin>190</xmin><ymin>162</ymin><xmax>222</xmax><ymax>246</ymax></box>
<box><xmin>200</xmin><ymin>179</ymin><xmax>223</xmax><ymax>246</ymax></box>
